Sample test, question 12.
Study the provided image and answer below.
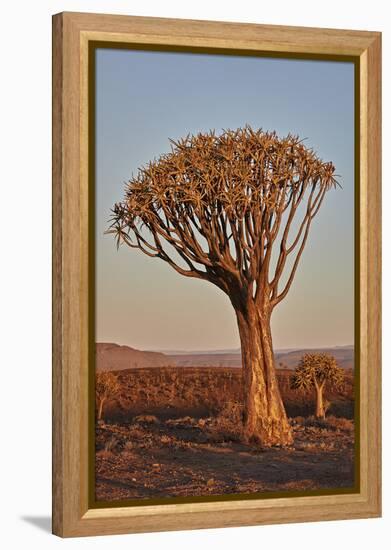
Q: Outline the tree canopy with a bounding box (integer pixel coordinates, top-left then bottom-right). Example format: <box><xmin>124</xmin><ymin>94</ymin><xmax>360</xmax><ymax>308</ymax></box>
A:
<box><xmin>108</xmin><ymin>127</ymin><xmax>337</xmax><ymax>308</ymax></box>
<box><xmin>290</xmin><ymin>353</ymin><xmax>345</xmax><ymax>392</ymax></box>
<box><xmin>96</xmin><ymin>372</ymin><xmax>121</xmax><ymax>405</ymax></box>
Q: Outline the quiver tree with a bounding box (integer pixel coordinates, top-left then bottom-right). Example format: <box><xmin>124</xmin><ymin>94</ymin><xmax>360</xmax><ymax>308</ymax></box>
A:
<box><xmin>291</xmin><ymin>353</ymin><xmax>345</xmax><ymax>419</ymax></box>
<box><xmin>96</xmin><ymin>371</ymin><xmax>121</xmax><ymax>421</ymax></box>
<box><xmin>108</xmin><ymin>126</ymin><xmax>337</xmax><ymax>446</ymax></box>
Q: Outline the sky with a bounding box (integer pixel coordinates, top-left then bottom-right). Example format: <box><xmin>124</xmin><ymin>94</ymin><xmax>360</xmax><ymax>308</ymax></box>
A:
<box><xmin>95</xmin><ymin>48</ymin><xmax>355</xmax><ymax>352</ymax></box>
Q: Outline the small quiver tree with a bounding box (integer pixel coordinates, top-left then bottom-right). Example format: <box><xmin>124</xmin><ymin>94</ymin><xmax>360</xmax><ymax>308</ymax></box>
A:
<box><xmin>96</xmin><ymin>371</ymin><xmax>121</xmax><ymax>421</ymax></box>
<box><xmin>290</xmin><ymin>353</ymin><xmax>345</xmax><ymax>419</ymax></box>
<box><xmin>109</xmin><ymin>127</ymin><xmax>337</xmax><ymax>446</ymax></box>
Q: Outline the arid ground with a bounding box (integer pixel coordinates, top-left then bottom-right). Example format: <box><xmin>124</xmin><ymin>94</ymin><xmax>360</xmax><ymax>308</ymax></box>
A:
<box><xmin>95</xmin><ymin>366</ymin><xmax>355</xmax><ymax>501</ymax></box>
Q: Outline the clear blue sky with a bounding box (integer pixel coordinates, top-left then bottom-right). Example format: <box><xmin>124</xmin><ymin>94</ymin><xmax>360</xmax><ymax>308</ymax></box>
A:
<box><xmin>95</xmin><ymin>48</ymin><xmax>355</xmax><ymax>351</ymax></box>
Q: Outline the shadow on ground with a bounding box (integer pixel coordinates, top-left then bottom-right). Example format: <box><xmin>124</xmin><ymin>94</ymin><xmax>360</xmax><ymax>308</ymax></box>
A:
<box><xmin>21</xmin><ymin>516</ymin><xmax>51</xmax><ymax>534</ymax></box>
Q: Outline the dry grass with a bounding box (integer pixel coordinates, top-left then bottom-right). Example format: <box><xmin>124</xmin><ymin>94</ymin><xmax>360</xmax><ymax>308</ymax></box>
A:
<box><xmin>101</xmin><ymin>366</ymin><xmax>354</xmax><ymax>422</ymax></box>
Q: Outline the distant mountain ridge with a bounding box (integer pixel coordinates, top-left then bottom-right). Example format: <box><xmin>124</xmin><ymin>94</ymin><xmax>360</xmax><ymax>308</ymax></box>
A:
<box><xmin>169</xmin><ymin>346</ymin><xmax>353</xmax><ymax>370</ymax></box>
<box><xmin>96</xmin><ymin>343</ymin><xmax>173</xmax><ymax>371</ymax></box>
<box><xmin>158</xmin><ymin>347</ymin><xmax>299</xmax><ymax>355</ymax></box>
<box><xmin>274</xmin><ymin>346</ymin><xmax>354</xmax><ymax>371</ymax></box>
<box><xmin>96</xmin><ymin>342</ymin><xmax>354</xmax><ymax>372</ymax></box>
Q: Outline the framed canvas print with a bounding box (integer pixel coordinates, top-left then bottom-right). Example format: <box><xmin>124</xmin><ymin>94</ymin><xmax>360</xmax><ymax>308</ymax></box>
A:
<box><xmin>52</xmin><ymin>12</ymin><xmax>381</xmax><ymax>537</ymax></box>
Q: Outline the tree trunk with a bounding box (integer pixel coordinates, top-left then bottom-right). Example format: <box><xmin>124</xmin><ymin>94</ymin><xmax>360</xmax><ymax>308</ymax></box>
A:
<box><xmin>98</xmin><ymin>398</ymin><xmax>105</xmax><ymax>421</ymax></box>
<box><xmin>236</xmin><ymin>303</ymin><xmax>293</xmax><ymax>447</ymax></box>
<box><xmin>315</xmin><ymin>385</ymin><xmax>325</xmax><ymax>419</ymax></box>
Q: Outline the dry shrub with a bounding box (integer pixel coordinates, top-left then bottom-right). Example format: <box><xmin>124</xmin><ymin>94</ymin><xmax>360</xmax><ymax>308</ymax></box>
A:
<box><xmin>165</xmin><ymin>416</ymin><xmax>195</xmax><ymax>427</ymax></box>
<box><xmin>218</xmin><ymin>400</ymin><xmax>243</xmax><ymax>422</ymax></box>
<box><xmin>295</xmin><ymin>415</ymin><xmax>354</xmax><ymax>433</ymax></box>
<box><xmin>291</xmin><ymin>416</ymin><xmax>305</xmax><ymax>425</ymax></box>
<box><xmin>213</xmin><ymin>401</ymin><xmax>244</xmax><ymax>441</ymax></box>
<box><xmin>325</xmin><ymin>415</ymin><xmax>354</xmax><ymax>433</ymax></box>
<box><xmin>301</xmin><ymin>416</ymin><xmax>329</xmax><ymax>429</ymax></box>
<box><xmin>121</xmin><ymin>440</ymin><xmax>136</xmax><ymax>458</ymax></box>
<box><xmin>128</xmin><ymin>426</ymin><xmax>147</xmax><ymax>440</ymax></box>
<box><xmin>123</xmin><ymin>440</ymin><xmax>134</xmax><ymax>451</ymax></box>
<box><xmin>133</xmin><ymin>414</ymin><xmax>159</xmax><ymax>425</ymax></box>
<box><xmin>104</xmin><ymin>436</ymin><xmax>119</xmax><ymax>452</ymax></box>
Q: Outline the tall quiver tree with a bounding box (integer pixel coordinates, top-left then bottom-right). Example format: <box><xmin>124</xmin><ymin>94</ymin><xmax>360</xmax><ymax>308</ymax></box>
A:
<box><xmin>109</xmin><ymin>127</ymin><xmax>337</xmax><ymax>446</ymax></box>
<box><xmin>291</xmin><ymin>353</ymin><xmax>345</xmax><ymax>419</ymax></box>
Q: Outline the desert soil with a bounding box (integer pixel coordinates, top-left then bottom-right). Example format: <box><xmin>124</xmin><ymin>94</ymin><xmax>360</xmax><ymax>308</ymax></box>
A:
<box><xmin>95</xmin><ymin>416</ymin><xmax>355</xmax><ymax>501</ymax></box>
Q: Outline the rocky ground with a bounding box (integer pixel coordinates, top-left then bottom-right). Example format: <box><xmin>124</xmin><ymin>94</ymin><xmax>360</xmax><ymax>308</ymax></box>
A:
<box><xmin>95</xmin><ymin>414</ymin><xmax>355</xmax><ymax>502</ymax></box>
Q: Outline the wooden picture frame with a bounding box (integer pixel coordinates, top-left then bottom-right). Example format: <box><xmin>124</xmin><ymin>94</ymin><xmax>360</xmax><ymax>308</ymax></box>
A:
<box><xmin>52</xmin><ymin>11</ymin><xmax>381</xmax><ymax>537</ymax></box>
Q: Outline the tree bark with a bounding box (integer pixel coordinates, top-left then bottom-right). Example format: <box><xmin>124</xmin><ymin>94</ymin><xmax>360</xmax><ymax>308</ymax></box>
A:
<box><xmin>235</xmin><ymin>301</ymin><xmax>293</xmax><ymax>447</ymax></box>
<box><xmin>315</xmin><ymin>384</ymin><xmax>325</xmax><ymax>419</ymax></box>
